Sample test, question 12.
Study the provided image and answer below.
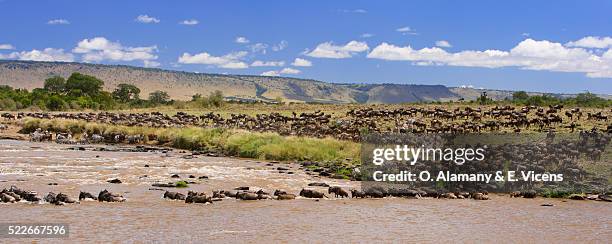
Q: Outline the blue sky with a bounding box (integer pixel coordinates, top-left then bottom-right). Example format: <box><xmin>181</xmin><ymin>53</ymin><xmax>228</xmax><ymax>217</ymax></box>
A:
<box><xmin>1</xmin><ymin>0</ymin><xmax>611</xmax><ymax>94</ymax></box>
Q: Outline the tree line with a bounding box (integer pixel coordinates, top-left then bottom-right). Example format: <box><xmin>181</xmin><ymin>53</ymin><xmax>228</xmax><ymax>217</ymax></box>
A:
<box><xmin>0</xmin><ymin>72</ymin><xmax>225</xmax><ymax>111</ymax></box>
<box><xmin>510</xmin><ymin>91</ymin><xmax>611</xmax><ymax>107</ymax></box>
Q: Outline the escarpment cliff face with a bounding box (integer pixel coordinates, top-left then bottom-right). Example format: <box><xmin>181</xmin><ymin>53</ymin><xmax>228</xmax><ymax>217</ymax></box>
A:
<box><xmin>2</xmin><ymin>60</ymin><xmax>586</xmax><ymax>103</ymax></box>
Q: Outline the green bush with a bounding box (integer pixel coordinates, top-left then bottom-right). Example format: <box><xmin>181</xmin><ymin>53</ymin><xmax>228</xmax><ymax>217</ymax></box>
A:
<box><xmin>0</xmin><ymin>98</ymin><xmax>17</xmax><ymax>110</ymax></box>
<box><xmin>175</xmin><ymin>181</ymin><xmax>188</xmax><ymax>188</ymax></box>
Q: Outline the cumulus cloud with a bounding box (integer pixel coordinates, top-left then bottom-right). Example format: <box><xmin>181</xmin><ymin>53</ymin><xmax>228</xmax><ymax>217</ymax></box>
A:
<box><xmin>135</xmin><ymin>15</ymin><xmax>160</xmax><ymax>24</ymax></box>
<box><xmin>73</xmin><ymin>37</ymin><xmax>158</xmax><ymax>65</ymax></box>
<box><xmin>249</xmin><ymin>43</ymin><xmax>268</xmax><ymax>54</ymax></box>
<box><xmin>280</xmin><ymin>67</ymin><xmax>300</xmax><ymax>74</ymax></box>
<box><xmin>47</xmin><ymin>19</ymin><xmax>70</xmax><ymax>25</ymax></box>
<box><xmin>0</xmin><ymin>44</ymin><xmax>14</xmax><ymax>50</ymax></box>
<box><xmin>260</xmin><ymin>70</ymin><xmax>280</xmax><ymax>76</ymax></box>
<box><xmin>367</xmin><ymin>38</ymin><xmax>612</xmax><ymax>78</ymax></box>
<box><xmin>435</xmin><ymin>40</ymin><xmax>452</xmax><ymax>48</ymax></box>
<box><xmin>260</xmin><ymin>67</ymin><xmax>301</xmax><ymax>76</ymax></box>
<box><xmin>566</xmin><ymin>36</ymin><xmax>612</xmax><ymax>49</ymax></box>
<box><xmin>272</xmin><ymin>40</ymin><xmax>288</xmax><ymax>51</ymax></box>
<box><xmin>306</xmin><ymin>40</ymin><xmax>369</xmax><ymax>58</ymax></box>
<box><xmin>178</xmin><ymin>50</ymin><xmax>248</xmax><ymax>69</ymax></box>
<box><xmin>235</xmin><ymin>36</ymin><xmax>250</xmax><ymax>44</ymax></box>
<box><xmin>179</xmin><ymin>19</ymin><xmax>199</xmax><ymax>25</ymax></box>
<box><xmin>361</xmin><ymin>33</ymin><xmax>374</xmax><ymax>38</ymax></box>
<box><xmin>251</xmin><ymin>60</ymin><xmax>284</xmax><ymax>67</ymax></box>
<box><xmin>292</xmin><ymin>58</ymin><xmax>312</xmax><ymax>67</ymax></box>
<box><xmin>0</xmin><ymin>48</ymin><xmax>74</xmax><ymax>62</ymax></box>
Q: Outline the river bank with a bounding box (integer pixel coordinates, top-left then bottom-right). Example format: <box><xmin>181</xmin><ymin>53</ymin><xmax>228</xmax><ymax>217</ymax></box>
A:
<box><xmin>1</xmin><ymin>118</ymin><xmax>361</xmax><ymax>179</ymax></box>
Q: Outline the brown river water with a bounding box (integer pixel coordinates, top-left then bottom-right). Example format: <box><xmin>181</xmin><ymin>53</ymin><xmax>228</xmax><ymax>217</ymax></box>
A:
<box><xmin>0</xmin><ymin>139</ymin><xmax>610</xmax><ymax>243</ymax></box>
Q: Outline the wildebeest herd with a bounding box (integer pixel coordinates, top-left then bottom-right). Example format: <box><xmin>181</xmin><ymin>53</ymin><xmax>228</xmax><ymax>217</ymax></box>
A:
<box><xmin>1</xmin><ymin>104</ymin><xmax>610</xmax><ymax>142</ymax></box>
<box><xmin>4</xmin><ymin>182</ymin><xmax>610</xmax><ymax>205</ymax></box>
<box><xmin>0</xmin><ymin>186</ymin><xmax>126</xmax><ymax>205</ymax></box>
<box><xmin>0</xmin><ymin>184</ymin><xmax>495</xmax><ymax>206</ymax></box>
<box><xmin>363</xmin><ymin>130</ymin><xmax>611</xmax><ymax>195</ymax></box>
<box><xmin>0</xmin><ymin>104</ymin><xmax>610</xmax><ymax>203</ymax></box>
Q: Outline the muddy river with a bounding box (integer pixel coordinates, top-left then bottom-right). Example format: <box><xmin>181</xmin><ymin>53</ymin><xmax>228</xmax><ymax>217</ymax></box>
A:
<box><xmin>0</xmin><ymin>140</ymin><xmax>610</xmax><ymax>243</ymax></box>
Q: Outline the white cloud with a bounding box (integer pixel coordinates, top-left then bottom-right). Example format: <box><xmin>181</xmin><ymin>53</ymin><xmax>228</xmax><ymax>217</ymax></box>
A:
<box><xmin>566</xmin><ymin>36</ymin><xmax>612</xmax><ymax>49</ymax></box>
<box><xmin>235</xmin><ymin>36</ymin><xmax>250</xmax><ymax>44</ymax></box>
<box><xmin>306</xmin><ymin>40</ymin><xmax>369</xmax><ymax>58</ymax></box>
<box><xmin>251</xmin><ymin>60</ymin><xmax>285</xmax><ymax>67</ymax></box>
<box><xmin>0</xmin><ymin>48</ymin><xmax>74</xmax><ymax>62</ymax></box>
<box><xmin>260</xmin><ymin>70</ymin><xmax>280</xmax><ymax>76</ymax></box>
<box><xmin>179</xmin><ymin>19</ymin><xmax>199</xmax><ymax>25</ymax></box>
<box><xmin>47</xmin><ymin>19</ymin><xmax>70</xmax><ymax>25</ymax></box>
<box><xmin>522</xmin><ymin>33</ymin><xmax>530</xmax><ymax>37</ymax></box>
<box><xmin>272</xmin><ymin>40</ymin><xmax>288</xmax><ymax>51</ymax></box>
<box><xmin>367</xmin><ymin>38</ymin><xmax>612</xmax><ymax>78</ymax></box>
<box><xmin>280</xmin><ymin>67</ymin><xmax>300</xmax><ymax>74</ymax></box>
<box><xmin>396</xmin><ymin>26</ymin><xmax>418</xmax><ymax>35</ymax></box>
<box><xmin>292</xmin><ymin>58</ymin><xmax>312</xmax><ymax>67</ymax></box>
<box><xmin>249</xmin><ymin>43</ymin><xmax>268</xmax><ymax>54</ymax></box>
<box><xmin>396</xmin><ymin>26</ymin><xmax>412</xmax><ymax>32</ymax></box>
<box><xmin>73</xmin><ymin>37</ymin><xmax>158</xmax><ymax>65</ymax></box>
<box><xmin>260</xmin><ymin>67</ymin><xmax>301</xmax><ymax>76</ymax></box>
<box><xmin>0</xmin><ymin>44</ymin><xmax>14</xmax><ymax>50</ymax></box>
<box><xmin>178</xmin><ymin>50</ymin><xmax>248</xmax><ymax>69</ymax></box>
<box><xmin>339</xmin><ymin>9</ymin><xmax>367</xmax><ymax>14</ymax></box>
<box><xmin>435</xmin><ymin>40</ymin><xmax>452</xmax><ymax>48</ymax></box>
<box><xmin>135</xmin><ymin>15</ymin><xmax>160</xmax><ymax>24</ymax></box>
<box><xmin>361</xmin><ymin>33</ymin><xmax>374</xmax><ymax>38</ymax></box>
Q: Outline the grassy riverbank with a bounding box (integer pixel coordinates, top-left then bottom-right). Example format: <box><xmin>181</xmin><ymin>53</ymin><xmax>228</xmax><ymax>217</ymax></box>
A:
<box><xmin>19</xmin><ymin>118</ymin><xmax>360</xmax><ymax>165</ymax></box>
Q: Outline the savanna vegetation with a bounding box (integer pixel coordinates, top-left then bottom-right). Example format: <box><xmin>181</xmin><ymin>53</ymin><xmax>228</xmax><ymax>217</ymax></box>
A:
<box><xmin>509</xmin><ymin>91</ymin><xmax>611</xmax><ymax>108</ymax></box>
<box><xmin>19</xmin><ymin>118</ymin><xmax>360</xmax><ymax>165</ymax></box>
<box><xmin>0</xmin><ymin>72</ymin><xmax>226</xmax><ymax>111</ymax></box>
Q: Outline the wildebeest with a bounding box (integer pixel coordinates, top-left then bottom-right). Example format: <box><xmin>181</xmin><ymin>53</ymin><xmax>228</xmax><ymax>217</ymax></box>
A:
<box><xmin>299</xmin><ymin>189</ymin><xmax>326</xmax><ymax>198</ymax></box>
<box><xmin>236</xmin><ymin>191</ymin><xmax>259</xmax><ymax>200</ymax></box>
<box><xmin>328</xmin><ymin>186</ymin><xmax>349</xmax><ymax>198</ymax></box>
<box><xmin>55</xmin><ymin>192</ymin><xmax>78</xmax><ymax>204</ymax></box>
<box><xmin>350</xmin><ymin>189</ymin><xmax>366</xmax><ymax>198</ymax></box>
<box><xmin>185</xmin><ymin>191</ymin><xmax>212</xmax><ymax>203</ymax></box>
<box><xmin>164</xmin><ymin>191</ymin><xmax>186</xmax><ymax>200</ymax></box>
<box><xmin>6</xmin><ymin>186</ymin><xmax>40</xmax><ymax>202</ymax></box>
<box><xmin>1</xmin><ymin>192</ymin><xmax>16</xmax><ymax>203</ymax></box>
<box><xmin>79</xmin><ymin>191</ymin><xmax>98</xmax><ymax>201</ymax></box>
<box><xmin>98</xmin><ymin>189</ymin><xmax>126</xmax><ymax>202</ymax></box>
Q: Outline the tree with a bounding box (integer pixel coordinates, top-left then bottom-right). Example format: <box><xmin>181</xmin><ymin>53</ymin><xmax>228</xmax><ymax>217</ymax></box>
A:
<box><xmin>149</xmin><ymin>90</ymin><xmax>170</xmax><ymax>104</ymax></box>
<box><xmin>112</xmin><ymin>83</ymin><xmax>141</xmax><ymax>102</ymax></box>
<box><xmin>209</xmin><ymin>90</ymin><xmax>224</xmax><ymax>107</ymax></box>
<box><xmin>191</xmin><ymin>93</ymin><xmax>202</xmax><ymax>101</ymax></box>
<box><xmin>512</xmin><ymin>91</ymin><xmax>529</xmax><ymax>101</ymax></box>
<box><xmin>478</xmin><ymin>91</ymin><xmax>492</xmax><ymax>105</ymax></box>
<box><xmin>574</xmin><ymin>92</ymin><xmax>607</xmax><ymax>107</ymax></box>
<box><xmin>65</xmin><ymin>72</ymin><xmax>104</xmax><ymax>96</ymax></box>
<box><xmin>44</xmin><ymin>76</ymin><xmax>66</xmax><ymax>93</ymax></box>
<box><xmin>45</xmin><ymin>95</ymin><xmax>68</xmax><ymax>111</ymax></box>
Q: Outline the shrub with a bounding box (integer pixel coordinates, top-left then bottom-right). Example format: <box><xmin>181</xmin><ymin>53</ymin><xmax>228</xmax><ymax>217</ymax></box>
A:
<box><xmin>175</xmin><ymin>181</ymin><xmax>188</xmax><ymax>188</ymax></box>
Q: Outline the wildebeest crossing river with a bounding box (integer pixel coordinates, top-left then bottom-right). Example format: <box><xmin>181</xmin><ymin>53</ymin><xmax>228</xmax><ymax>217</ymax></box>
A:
<box><xmin>0</xmin><ymin>140</ymin><xmax>610</xmax><ymax>243</ymax></box>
